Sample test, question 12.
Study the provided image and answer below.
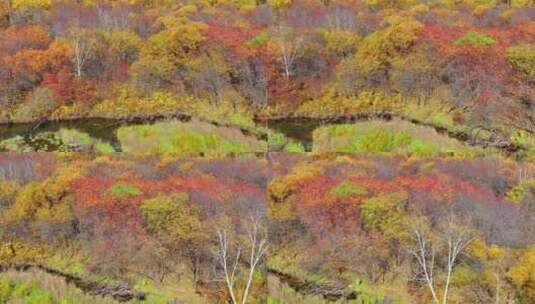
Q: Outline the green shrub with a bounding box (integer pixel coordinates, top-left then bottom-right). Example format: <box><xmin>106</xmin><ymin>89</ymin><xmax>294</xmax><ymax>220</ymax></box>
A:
<box><xmin>248</xmin><ymin>31</ymin><xmax>269</xmax><ymax>47</ymax></box>
<box><xmin>268</xmin><ymin>132</ymin><xmax>287</xmax><ymax>149</ymax></box>
<box><xmin>94</xmin><ymin>141</ymin><xmax>116</xmax><ymax>154</ymax></box>
<box><xmin>453</xmin><ymin>31</ymin><xmax>496</xmax><ymax>46</ymax></box>
<box><xmin>284</xmin><ymin>142</ymin><xmax>305</xmax><ymax>153</ymax></box>
<box><xmin>108</xmin><ymin>183</ymin><xmax>142</xmax><ymax>197</ymax></box>
<box><xmin>506</xmin><ymin>179</ymin><xmax>535</xmax><ymax>203</ymax></box>
<box><xmin>330</xmin><ymin>182</ymin><xmax>368</xmax><ymax>197</ymax></box>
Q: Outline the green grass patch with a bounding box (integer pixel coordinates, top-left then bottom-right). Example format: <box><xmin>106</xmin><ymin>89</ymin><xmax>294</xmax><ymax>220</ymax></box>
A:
<box><xmin>117</xmin><ymin>120</ymin><xmax>266</xmax><ymax>157</ymax></box>
<box><xmin>312</xmin><ymin>120</ymin><xmax>477</xmax><ymax>157</ymax></box>
<box><xmin>313</xmin><ymin>124</ymin><xmax>411</xmax><ymax>153</ymax></box>
<box><xmin>407</xmin><ymin>139</ymin><xmax>439</xmax><ymax>157</ymax></box>
<box><xmin>0</xmin><ymin>278</ymin><xmax>53</xmax><ymax>304</ymax></box>
<box><xmin>0</xmin><ymin>269</ymin><xmax>124</xmax><ymax>304</ymax></box>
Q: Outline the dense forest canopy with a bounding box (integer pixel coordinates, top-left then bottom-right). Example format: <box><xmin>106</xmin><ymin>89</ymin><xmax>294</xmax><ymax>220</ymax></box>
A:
<box><xmin>0</xmin><ymin>0</ymin><xmax>533</xmax><ymax>130</ymax></box>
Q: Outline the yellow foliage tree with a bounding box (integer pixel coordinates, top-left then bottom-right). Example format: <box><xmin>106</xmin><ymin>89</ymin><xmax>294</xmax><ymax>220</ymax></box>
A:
<box><xmin>0</xmin><ymin>242</ymin><xmax>48</xmax><ymax>265</ymax></box>
<box><xmin>267</xmin><ymin>0</ymin><xmax>291</xmax><ymax>10</ymax></box>
<box><xmin>469</xmin><ymin>240</ymin><xmax>515</xmax><ymax>302</ymax></box>
<box><xmin>360</xmin><ymin>191</ymin><xmax>409</xmax><ymax>242</ymax></box>
<box><xmin>507</xmin><ymin>44</ymin><xmax>535</xmax><ymax>80</ymax></box>
<box><xmin>0</xmin><ymin>181</ymin><xmax>20</xmax><ymax>210</ymax></box>
<box><xmin>268</xmin><ymin>163</ymin><xmax>323</xmax><ymax>221</ymax></box>
<box><xmin>320</xmin><ymin>28</ymin><xmax>361</xmax><ymax>57</ymax></box>
<box><xmin>102</xmin><ymin>29</ymin><xmax>143</xmax><ymax>64</ymax></box>
<box><xmin>11</xmin><ymin>0</ymin><xmax>51</xmax><ymax>11</ymax></box>
<box><xmin>5</xmin><ymin>165</ymin><xmax>84</xmax><ymax>222</ymax></box>
<box><xmin>140</xmin><ymin>193</ymin><xmax>204</xmax><ymax>242</ymax></box>
<box><xmin>356</xmin><ymin>17</ymin><xmax>423</xmax><ymax>72</ymax></box>
<box><xmin>507</xmin><ymin>246</ymin><xmax>535</xmax><ymax>301</ymax></box>
<box><xmin>134</xmin><ymin>19</ymin><xmax>207</xmax><ymax>80</ymax></box>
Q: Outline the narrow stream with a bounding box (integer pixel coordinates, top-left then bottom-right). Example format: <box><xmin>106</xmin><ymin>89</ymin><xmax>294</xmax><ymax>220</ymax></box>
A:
<box><xmin>0</xmin><ymin>117</ymin><xmax>191</xmax><ymax>152</ymax></box>
<box><xmin>1</xmin><ymin>117</ymin><xmax>331</xmax><ymax>153</ymax></box>
<box><xmin>1</xmin><ymin>264</ymin><xmax>145</xmax><ymax>302</ymax></box>
<box><xmin>266</xmin><ymin>114</ymin><xmax>396</xmax><ymax>152</ymax></box>
<box><xmin>0</xmin><ymin>114</ymin><xmax>521</xmax><ymax>154</ymax></box>
<box><xmin>1</xmin><ymin>118</ymin><xmax>125</xmax><ymax>151</ymax></box>
<box><xmin>267</xmin><ymin>118</ymin><xmax>323</xmax><ymax>151</ymax></box>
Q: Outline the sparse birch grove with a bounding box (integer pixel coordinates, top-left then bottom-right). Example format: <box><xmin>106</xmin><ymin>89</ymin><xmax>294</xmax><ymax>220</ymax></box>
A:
<box><xmin>214</xmin><ymin>216</ymin><xmax>268</xmax><ymax>304</ymax></box>
<box><xmin>409</xmin><ymin>215</ymin><xmax>474</xmax><ymax>304</ymax></box>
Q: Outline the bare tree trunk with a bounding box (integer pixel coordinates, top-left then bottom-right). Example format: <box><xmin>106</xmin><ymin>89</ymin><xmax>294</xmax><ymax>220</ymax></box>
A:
<box><xmin>69</xmin><ymin>28</ymin><xmax>94</xmax><ymax>78</ymax></box>
<box><xmin>241</xmin><ymin>217</ymin><xmax>268</xmax><ymax>304</ymax></box>
<box><xmin>495</xmin><ymin>273</ymin><xmax>500</xmax><ymax>304</ymax></box>
<box><xmin>73</xmin><ymin>37</ymin><xmax>88</xmax><ymax>78</ymax></box>
<box><xmin>442</xmin><ymin>216</ymin><xmax>473</xmax><ymax>304</ymax></box>
<box><xmin>216</xmin><ymin>230</ymin><xmax>240</xmax><ymax>304</ymax></box>
<box><xmin>410</xmin><ymin>228</ymin><xmax>440</xmax><ymax>304</ymax></box>
<box><xmin>409</xmin><ymin>215</ymin><xmax>473</xmax><ymax>304</ymax></box>
<box><xmin>214</xmin><ymin>216</ymin><xmax>268</xmax><ymax>304</ymax></box>
<box><xmin>275</xmin><ymin>25</ymin><xmax>302</xmax><ymax>81</ymax></box>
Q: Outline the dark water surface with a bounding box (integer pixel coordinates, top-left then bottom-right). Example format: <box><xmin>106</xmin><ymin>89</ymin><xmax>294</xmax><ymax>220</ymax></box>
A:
<box><xmin>267</xmin><ymin>116</ymin><xmax>380</xmax><ymax>151</ymax></box>
<box><xmin>1</xmin><ymin>117</ymin><xmax>354</xmax><ymax>152</ymax></box>
<box><xmin>1</xmin><ymin>118</ymin><xmax>123</xmax><ymax>141</ymax></box>
<box><xmin>0</xmin><ymin>118</ymin><xmax>145</xmax><ymax>151</ymax></box>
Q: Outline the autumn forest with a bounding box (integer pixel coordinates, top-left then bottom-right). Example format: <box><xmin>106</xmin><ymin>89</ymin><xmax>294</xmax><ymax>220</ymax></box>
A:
<box><xmin>0</xmin><ymin>0</ymin><xmax>534</xmax><ymax>303</ymax></box>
